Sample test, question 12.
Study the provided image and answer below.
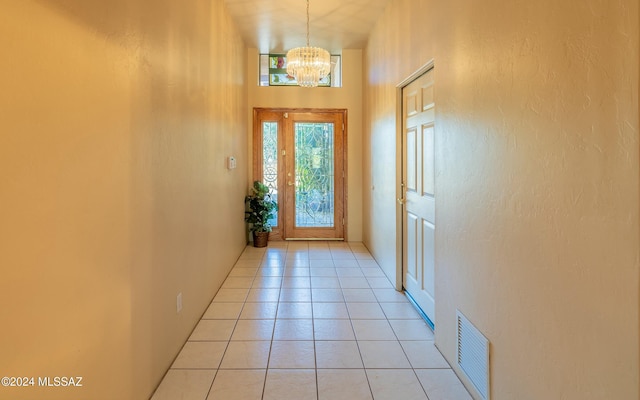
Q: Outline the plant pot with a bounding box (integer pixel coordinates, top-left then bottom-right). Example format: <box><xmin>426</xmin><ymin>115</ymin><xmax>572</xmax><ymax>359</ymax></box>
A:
<box><xmin>252</xmin><ymin>231</ymin><xmax>269</xmax><ymax>248</ymax></box>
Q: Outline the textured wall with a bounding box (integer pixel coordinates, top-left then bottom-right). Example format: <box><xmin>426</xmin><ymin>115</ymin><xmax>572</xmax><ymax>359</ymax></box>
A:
<box><xmin>364</xmin><ymin>0</ymin><xmax>639</xmax><ymax>399</ymax></box>
<box><xmin>0</xmin><ymin>1</ymin><xmax>247</xmax><ymax>399</ymax></box>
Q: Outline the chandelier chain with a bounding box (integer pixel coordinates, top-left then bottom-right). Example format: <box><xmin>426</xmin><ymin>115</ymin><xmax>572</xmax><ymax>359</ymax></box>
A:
<box><xmin>306</xmin><ymin>0</ymin><xmax>310</xmax><ymax>47</ymax></box>
<box><xmin>285</xmin><ymin>0</ymin><xmax>331</xmax><ymax>87</ymax></box>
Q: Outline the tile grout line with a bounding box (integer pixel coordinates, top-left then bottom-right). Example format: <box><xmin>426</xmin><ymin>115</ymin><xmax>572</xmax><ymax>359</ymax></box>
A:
<box><xmin>157</xmin><ymin>242</ymin><xmax>456</xmax><ymax>400</ymax></box>
<box><xmin>353</xmin><ymin>278</ymin><xmax>377</xmax><ymax>398</ymax></box>
<box><xmin>340</xmin><ymin>247</ymin><xmax>377</xmax><ymax>400</ymax></box>
<box><xmin>191</xmin><ymin>247</ymin><xmax>258</xmax><ymax>400</ymax></box>
<box><xmin>310</xmin><ymin>253</ymin><xmax>320</xmax><ymax>400</ymax></box>
<box><xmin>259</xmin><ymin>246</ymin><xmax>275</xmax><ymax>400</ymax></box>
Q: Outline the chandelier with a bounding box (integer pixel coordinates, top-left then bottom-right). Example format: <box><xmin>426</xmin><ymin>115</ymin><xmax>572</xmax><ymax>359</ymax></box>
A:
<box><xmin>285</xmin><ymin>0</ymin><xmax>331</xmax><ymax>87</ymax></box>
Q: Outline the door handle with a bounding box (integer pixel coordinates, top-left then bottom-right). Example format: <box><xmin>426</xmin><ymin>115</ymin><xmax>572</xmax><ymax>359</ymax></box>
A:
<box><xmin>397</xmin><ymin>197</ymin><xmax>406</xmax><ymax>205</ymax></box>
<box><xmin>288</xmin><ymin>181</ymin><xmax>295</xmax><ymax>186</ymax></box>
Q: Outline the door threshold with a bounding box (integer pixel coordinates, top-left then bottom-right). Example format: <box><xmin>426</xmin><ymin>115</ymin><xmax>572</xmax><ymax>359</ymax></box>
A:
<box><xmin>285</xmin><ymin>238</ymin><xmax>345</xmax><ymax>241</ymax></box>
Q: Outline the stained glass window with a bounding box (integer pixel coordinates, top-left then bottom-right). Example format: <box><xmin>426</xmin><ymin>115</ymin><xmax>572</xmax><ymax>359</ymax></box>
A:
<box><xmin>259</xmin><ymin>54</ymin><xmax>341</xmax><ymax>87</ymax></box>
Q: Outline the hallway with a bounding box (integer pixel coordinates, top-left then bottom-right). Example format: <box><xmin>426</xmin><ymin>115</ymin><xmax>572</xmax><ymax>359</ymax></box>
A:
<box><xmin>150</xmin><ymin>241</ymin><xmax>471</xmax><ymax>400</ymax></box>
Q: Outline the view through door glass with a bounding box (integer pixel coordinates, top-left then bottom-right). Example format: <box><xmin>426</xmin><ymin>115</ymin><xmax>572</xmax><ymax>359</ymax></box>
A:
<box><xmin>254</xmin><ymin>109</ymin><xmax>346</xmax><ymax>240</ymax></box>
<box><xmin>293</xmin><ymin>122</ymin><xmax>335</xmax><ymax>228</ymax></box>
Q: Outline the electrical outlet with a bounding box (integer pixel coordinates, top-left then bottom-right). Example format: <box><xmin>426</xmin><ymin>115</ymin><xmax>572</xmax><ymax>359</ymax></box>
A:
<box><xmin>177</xmin><ymin>292</ymin><xmax>183</xmax><ymax>313</ymax></box>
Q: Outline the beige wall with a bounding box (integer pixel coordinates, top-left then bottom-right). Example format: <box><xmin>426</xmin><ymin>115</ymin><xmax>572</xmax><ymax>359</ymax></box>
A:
<box><xmin>0</xmin><ymin>1</ymin><xmax>247</xmax><ymax>399</ymax></box>
<box><xmin>364</xmin><ymin>0</ymin><xmax>639</xmax><ymax>399</ymax></box>
<box><xmin>247</xmin><ymin>49</ymin><xmax>364</xmax><ymax>241</ymax></box>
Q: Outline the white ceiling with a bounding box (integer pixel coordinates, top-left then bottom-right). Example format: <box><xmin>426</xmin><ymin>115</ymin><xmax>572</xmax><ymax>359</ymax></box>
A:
<box><xmin>223</xmin><ymin>0</ymin><xmax>392</xmax><ymax>54</ymax></box>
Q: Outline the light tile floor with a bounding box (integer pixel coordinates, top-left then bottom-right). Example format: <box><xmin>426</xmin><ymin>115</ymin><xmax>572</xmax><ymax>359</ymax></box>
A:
<box><xmin>151</xmin><ymin>241</ymin><xmax>472</xmax><ymax>400</ymax></box>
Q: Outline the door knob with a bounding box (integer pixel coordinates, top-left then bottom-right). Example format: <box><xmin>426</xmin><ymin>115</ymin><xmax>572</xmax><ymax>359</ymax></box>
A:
<box><xmin>397</xmin><ymin>198</ymin><xmax>406</xmax><ymax>205</ymax></box>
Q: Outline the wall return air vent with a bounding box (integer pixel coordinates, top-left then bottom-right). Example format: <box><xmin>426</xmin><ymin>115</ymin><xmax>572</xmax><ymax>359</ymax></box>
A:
<box><xmin>457</xmin><ymin>310</ymin><xmax>490</xmax><ymax>400</ymax></box>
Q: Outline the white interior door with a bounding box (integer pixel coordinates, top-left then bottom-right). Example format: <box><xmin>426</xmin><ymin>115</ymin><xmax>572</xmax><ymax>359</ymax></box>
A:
<box><xmin>402</xmin><ymin>69</ymin><xmax>436</xmax><ymax>326</ymax></box>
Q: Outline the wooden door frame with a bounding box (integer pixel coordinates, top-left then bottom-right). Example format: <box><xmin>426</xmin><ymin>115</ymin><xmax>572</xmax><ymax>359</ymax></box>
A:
<box><xmin>253</xmin><ymin>109</ymin><xmax>285</xmax><ymax>240</ymax></box>
<box><xmin>253</xmin><ymin>108</ymin><xmax>348</xmax><ymax>241</ymax></box>
<box><xmin>395</xmin><ymin>60</ymin><xmax>435</xmax><ymax>291</ymax></box>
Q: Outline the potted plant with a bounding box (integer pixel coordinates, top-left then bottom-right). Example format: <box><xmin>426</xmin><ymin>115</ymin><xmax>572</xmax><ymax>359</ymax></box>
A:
<box><xmin>244</xmin><ymin>181</ymin><xmax>278</xmax><ymax>247</ymax></box>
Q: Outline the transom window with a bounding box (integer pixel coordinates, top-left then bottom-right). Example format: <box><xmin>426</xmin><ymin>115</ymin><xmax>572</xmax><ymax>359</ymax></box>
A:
<box><xmin>259</xmin><ymin>54</ymin><xmax>342</xmax><ymax>87</ymax></box>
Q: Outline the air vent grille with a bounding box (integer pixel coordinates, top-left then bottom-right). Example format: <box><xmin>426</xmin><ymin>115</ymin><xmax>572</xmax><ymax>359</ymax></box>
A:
<box><xmin>457</xmin><ymin>310</ymin><xmax>490</xmax><ymax>400</ymax></box>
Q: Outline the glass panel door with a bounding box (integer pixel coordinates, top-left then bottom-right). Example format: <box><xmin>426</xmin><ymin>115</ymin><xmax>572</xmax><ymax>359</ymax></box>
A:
<box><xmin>253</xmin><ymin>109</ymin><xmax>345</xmax><ymax>240</ymax></box>
<box><xmin>294</xmin><ymin>122</ymin><xmax>335</xmax><ymax>228</ymax></box>
<box><xmin>284</xmin><ymin>112</ymin><xmax>344</xmax><ymax>239</ymax></box>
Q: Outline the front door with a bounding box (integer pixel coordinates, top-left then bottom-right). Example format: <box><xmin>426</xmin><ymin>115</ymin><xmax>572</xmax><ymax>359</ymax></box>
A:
<box><xmin>401</xmin><ymin>68</ymin><xmax>436</xmax><ymax>325</ymax></box>
<box><xmin>254</xmin><ymin>109</ymin><xmax>346</xmax><ymax>240</ymax></box>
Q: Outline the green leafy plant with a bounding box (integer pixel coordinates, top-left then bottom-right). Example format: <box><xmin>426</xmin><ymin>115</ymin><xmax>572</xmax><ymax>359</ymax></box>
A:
<box><xmin>244</xmin><ymin>181</ymin><xmax>278</xmax><ymax>233</ymax></box>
